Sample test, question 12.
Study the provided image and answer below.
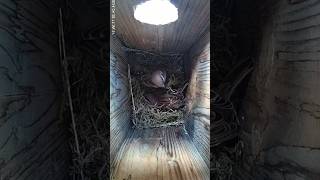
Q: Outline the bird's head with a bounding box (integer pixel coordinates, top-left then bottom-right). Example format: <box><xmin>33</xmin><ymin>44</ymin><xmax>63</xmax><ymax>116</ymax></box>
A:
<box><xmin>151</xmin><ymin>70</ymin><xmax>166</xmax><ymax>88</ymax></box>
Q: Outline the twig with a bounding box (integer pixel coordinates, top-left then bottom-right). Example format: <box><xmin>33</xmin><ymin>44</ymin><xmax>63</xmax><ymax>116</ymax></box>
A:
<box><xmin>180</xmin><ymin>83</ymin><xmax>189</xmax><ymax>93</ymax></box>
<box><xmin>58</xmin><ymin>8</ymin><xmax>84</xmax><ymax>180</ymax></box>
<box><xmin>127</xmin><ymin>64</ymin><xmax>137</xmax><ymax>125</ymax></box>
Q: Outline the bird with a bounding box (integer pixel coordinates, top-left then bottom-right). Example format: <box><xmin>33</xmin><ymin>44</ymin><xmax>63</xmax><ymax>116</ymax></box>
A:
<box><xmin>144</xmin><ymin>92</ymin><xmax>182</xmax><ymax>110</ymax></box>
<box><xmin>143</xmin><ymin>70</ymin><xmax>166</xmax><ymax>88</ymax></box>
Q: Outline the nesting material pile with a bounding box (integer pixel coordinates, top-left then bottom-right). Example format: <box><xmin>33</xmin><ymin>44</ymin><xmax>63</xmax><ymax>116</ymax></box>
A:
<box><xmin>129</xmin><ymin>68</ymin><xmax>188</xmax><ymax>128</ymax></box>
<box><xmin>61</xmin><ymin>52</ymin><xmax>109</xmax><ymax>179</ymax></box>
<box><xmin>59</xmin><ymin>12</ymin><xmax>109</xmax><ymax>179</ymax></box>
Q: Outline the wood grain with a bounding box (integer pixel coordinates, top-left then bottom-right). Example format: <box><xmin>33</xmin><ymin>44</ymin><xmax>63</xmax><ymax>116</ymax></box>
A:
<box><xmin>110</xmin><ymin>37</ymin><xmax>133</xmax><ymax>165</ymax></box>
<box><xmin>242</xmin><ymin>0</ymin><xmax>320</xmax><ymax>179</ymax></box>
<box><xmin>0</xmin><ymin>0</ymin><xmax>69</xmax><ymax>179</ymax></box>
<box><xmin>185</xmin><ymin>30</ymin><xmax>210</xmax><ymax>167</ymax></box>
<box><xmin>114</xmin><ymin>0</ymin><xmax>210</xmax><ymax>53</ymax></box>
<box><xmin>111</xmin><ymin>126</ymin><xmax>209</xmax><ymax>180</ymax></box>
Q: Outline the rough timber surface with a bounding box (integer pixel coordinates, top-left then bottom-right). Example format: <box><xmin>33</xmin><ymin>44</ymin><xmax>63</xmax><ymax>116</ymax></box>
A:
<box><xmin>111</xmin><ymin>126</ymin><xmax>209</xmax><ymax>180</ymax></box>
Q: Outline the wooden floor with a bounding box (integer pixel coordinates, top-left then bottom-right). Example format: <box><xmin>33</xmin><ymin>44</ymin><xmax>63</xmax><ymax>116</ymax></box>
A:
<box><xmin>111</xmin><ymin>126</ymin><xmax>209</xmax><ymax>180</ymax></box>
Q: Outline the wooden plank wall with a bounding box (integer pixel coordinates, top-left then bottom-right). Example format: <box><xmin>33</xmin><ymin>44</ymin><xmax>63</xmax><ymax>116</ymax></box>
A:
<box><xmin>111</xmin><ymin>126</ymin><xmax>210</xmax><ymax>180</ymax></box>
<box><xmin>110</xmin><ymin>37</ymin><xmax>132</xmax><ymax>165</ymax></box>
<box><xmin>242</xmin><ymin>0</ymin><xmax>320</xmax><ymax>179</ymax></box>
<box><xmin>0</xmin><ymin>0</ymin><xmax>70</xmax><ymax>179</ymax></box>
<box><xmin>114</xmin><ymin>0</ymin><xmax>210</xmax><ymax>53</ymax></box>
<box><xmin>185</xmin><ymin>30</ymin><xmax>210</xmax><ymax>167</ymax></box>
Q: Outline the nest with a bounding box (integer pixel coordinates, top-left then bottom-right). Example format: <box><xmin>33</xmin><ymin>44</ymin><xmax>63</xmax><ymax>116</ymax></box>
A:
<box><xmin>64</xmin><ymin>54</ymin><xmax>109</xmax><ymax>180</ymax></box>
<box><xmin>59</xmin><ymin>9</ymin><xmax>109</xmax><ymax>178</ymax></box>
<box><xmin>129</xmin><ymin>67</ymin><xmax>188</xmax><ymax>128</ymax></box>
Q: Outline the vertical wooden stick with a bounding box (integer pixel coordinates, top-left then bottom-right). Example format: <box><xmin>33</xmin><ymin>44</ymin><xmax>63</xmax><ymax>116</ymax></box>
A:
<box><xmin>58</xmin><ymin>8</ymin><xmax>84</xmax><ymax>180</ymax></box>
<box><xmin>127</xmin><ymin>64</ymin><xmax>137</xmax><ymax>125</ymax></box>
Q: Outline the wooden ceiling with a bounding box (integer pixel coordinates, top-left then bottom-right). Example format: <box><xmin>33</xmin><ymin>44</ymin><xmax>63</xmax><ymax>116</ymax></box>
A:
<box><xmin>115</xmin><ymin>0</ymin><xmax>210</xmax><ymax>53</ymax></box>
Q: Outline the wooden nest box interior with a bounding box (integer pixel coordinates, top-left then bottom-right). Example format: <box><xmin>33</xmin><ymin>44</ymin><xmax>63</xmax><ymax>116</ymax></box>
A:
<box><xmin>1</xmin><ymin>0</ymin><xmax>320</xmax><ymax>179</ymax></box>
<box><xmin>110</xmin><ymin>0</ymin><xmax>210</xmax><ymax>179</ymax></box>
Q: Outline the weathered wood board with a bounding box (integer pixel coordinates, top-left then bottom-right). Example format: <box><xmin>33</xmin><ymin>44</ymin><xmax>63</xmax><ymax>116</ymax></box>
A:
<box><xmin>111</xmin><ymin>126</ymin><xmax>209</xmax><ymax>180</ymax></box>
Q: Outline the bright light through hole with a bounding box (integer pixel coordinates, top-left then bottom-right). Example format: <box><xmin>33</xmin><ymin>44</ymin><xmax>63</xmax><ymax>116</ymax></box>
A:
<box><xmin>134</xmin><ymin>0</ymin><xmax>178</xmax><ymax>25</ymax></box>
